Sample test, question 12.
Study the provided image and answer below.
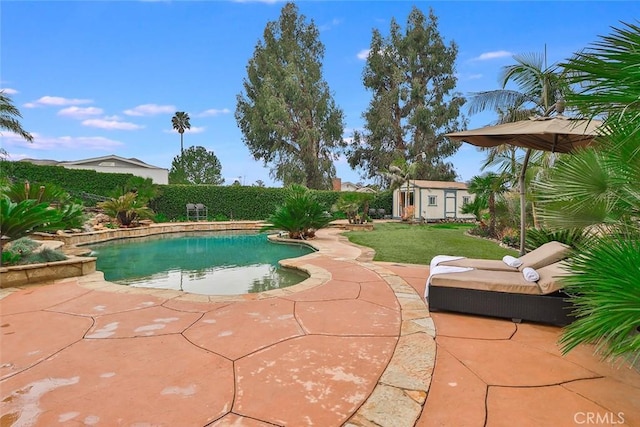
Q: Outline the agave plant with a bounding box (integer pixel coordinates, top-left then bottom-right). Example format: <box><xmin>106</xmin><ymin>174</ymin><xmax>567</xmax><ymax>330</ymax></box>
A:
<box><xmin>98</xmin><ymin>192</ymin><xmax>154</xmax><ymax>227</ymax></box>
<box><xmin>262</xmin><ymin>184</ymin><xmax>332</xmax><ymax>239</ymax></box>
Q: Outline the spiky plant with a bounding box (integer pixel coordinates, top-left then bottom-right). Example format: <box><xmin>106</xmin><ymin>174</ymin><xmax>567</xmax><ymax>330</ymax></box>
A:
<box><xmin>98</xmin><ymin>192</ymin><xmax>154</xmax><ymax>227</ymax></box>
<box><xmin>559</xmin><ymin>236</ymin><xmax>640</xmax><ymax>364</ymax></box>
<box><xmin>0</xmin><ymin>198</ymin><xmax>64</xmax><ymax>245</ymax></box>
<box><xmin>262</xmin><ymin>184</ymin><xmax>332</xmax><ymax>239</ymax></box>
<box><xmin>3</xmin><ymin>180</ymin><xmax>86</xmax><ymax>230</ymax></box>
<box><xmin>536</xmin><ymin>21</ymin><xmax>640</xmax><ymax>362</ymax></box>
<box><xmin>525</xmin><ymin>227</ymin><xmax>592</xmax><ymax>251</ymax></box>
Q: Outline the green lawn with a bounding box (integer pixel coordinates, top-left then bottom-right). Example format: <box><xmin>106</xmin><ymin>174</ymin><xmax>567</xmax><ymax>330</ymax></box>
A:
<box><xmin>345</xmin><ymin>222</ymin><xmax>518</xmax><ymax>265</ymax></box>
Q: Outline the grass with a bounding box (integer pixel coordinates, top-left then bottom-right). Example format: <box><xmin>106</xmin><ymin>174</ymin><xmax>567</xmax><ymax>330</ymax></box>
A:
<box><xmin>346</xmin><ymin>222</ymin><xmax>518</xmax><ymax>265</ymax></box>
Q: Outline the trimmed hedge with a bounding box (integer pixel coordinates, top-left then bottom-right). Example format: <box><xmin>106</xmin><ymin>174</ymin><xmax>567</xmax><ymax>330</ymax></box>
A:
<box><xmin>0</xmin><ymin>160</ymin><xmax>393</xmax><ymax>220</ymax></box>
<box><xmin>1</xmin><ymin>160</ymin><xmax>133</xmax><ymax>204</ymax></box>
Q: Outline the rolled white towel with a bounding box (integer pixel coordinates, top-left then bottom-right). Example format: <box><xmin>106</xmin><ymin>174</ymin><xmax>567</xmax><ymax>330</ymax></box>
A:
<box><xmin>502</xmin><ymin>255</ymin><xmax>523</xmax><ymax>268</ymax></box>
<box><xmin>522</xmin><ymin>267</ymin><xmax>540</xmax><ymax>282</ymax></box>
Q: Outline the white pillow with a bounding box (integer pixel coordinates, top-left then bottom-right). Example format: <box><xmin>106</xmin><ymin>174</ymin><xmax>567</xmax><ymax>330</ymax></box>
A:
<box><xmin>503</xmin><ymin>255</ymin><xmax>523</xmax><ymax>268</ymax></box>
<box><xmin>522</xmin><ymin>267</ymin><xmax>540</xmax><ymax>282</ymax></box>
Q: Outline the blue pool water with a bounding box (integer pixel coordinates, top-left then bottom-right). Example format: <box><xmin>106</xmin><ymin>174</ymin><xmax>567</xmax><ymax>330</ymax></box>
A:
<box><xmin>89</xmin><ymin>231</ymin><xmax>314</xmax><ymax>295</ymax></box>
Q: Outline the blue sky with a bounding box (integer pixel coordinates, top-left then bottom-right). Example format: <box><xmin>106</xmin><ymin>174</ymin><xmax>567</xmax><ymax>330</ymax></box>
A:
<box><xmin>2</xmin><ymin>1</ymin><xmax>637</xmax><ymax>187</ymax></box>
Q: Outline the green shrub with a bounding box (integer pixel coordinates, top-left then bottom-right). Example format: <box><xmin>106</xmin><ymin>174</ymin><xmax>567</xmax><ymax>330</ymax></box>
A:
<box><xmin>0</xmin><ymin>198</ymin><xmax>65</xmax><ymax>241</ymax></box>
<box><xmin>6</xmin><ymin>236</ymin><xmax>41</xmax><ymax>253</ymax></box>
<box><xmin>98</xmin><ymin>193</ymin><xmax>154</xmax><ymax>227</ymax></box>
<box><xmin>1</xmin><ymin>237</ymin><xmax>68</xmax><ymax>266</ymax></box>
<box><xmin>262</xmin><ymin>184</ymin><xmax>333</xmax><ymax>239</ymax></box>
<box><xmin>153</xmin><ymin>213</ymin><xmax>169</xmax><ymax>223</ymax></box>
<box><xmin>1</xmin><ymin>250</ymin><xmax>21</xmax><ymax>266</ymax></box>
<box><xmin>18</xmin><ymin>247</ymin><xmax>67</xmax><ymax>265</ymax></box>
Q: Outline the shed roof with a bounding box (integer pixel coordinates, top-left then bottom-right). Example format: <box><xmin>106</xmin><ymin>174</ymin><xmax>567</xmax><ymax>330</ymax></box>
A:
<box><xmin>410</xmin><ymin>180</ymin><xmax>468</xmax><ymax>190</ymax></box>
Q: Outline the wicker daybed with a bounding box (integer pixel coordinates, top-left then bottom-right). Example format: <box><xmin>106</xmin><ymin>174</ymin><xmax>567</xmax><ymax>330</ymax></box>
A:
<box><xmin>427</xmin><ymin>261</ymin><xmax>576</xmax><ymax>326</ymax></box>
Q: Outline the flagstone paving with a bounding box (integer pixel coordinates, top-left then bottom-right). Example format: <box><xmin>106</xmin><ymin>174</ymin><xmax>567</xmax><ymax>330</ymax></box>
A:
<box><xmin>1</xmin><ymin>227</ymin><xmax>639</xmax><ymax>426</ymax></box>
<box><xmin>380</xmin><ymin>262</ymin><xmax>639</xmax><ymax>427</ymax></box>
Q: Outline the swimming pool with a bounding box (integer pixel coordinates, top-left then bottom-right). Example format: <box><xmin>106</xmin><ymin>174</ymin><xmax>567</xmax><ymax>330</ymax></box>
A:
<box><xmin>89</xmin><ymin>231</ymin><xmax>314</xmax><ymax>295</ymax></box>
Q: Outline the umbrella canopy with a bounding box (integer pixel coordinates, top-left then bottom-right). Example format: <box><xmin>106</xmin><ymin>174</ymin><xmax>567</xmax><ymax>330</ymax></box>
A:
<box><xmin>446</xmin><ymin>115</ymin><xmax>603</xmax><ymax>255</ymax></box>
<box><xmin>446</xmin><ymin>115</ymin><xmax>602</xmax><ymax>153</ymax></box>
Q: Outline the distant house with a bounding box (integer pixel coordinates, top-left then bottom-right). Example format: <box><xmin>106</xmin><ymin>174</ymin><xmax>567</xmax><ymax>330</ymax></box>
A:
<box><xmin>331</xmin><ymin>178</ymin><xmax>376</xmax><ymax>193</ymax></box>
<box><xmin>20</xmin><ymin>155</ymin><xmax>169</xmax><ymax>185</ymax></box>
<box><xmin>392</xmin><ymin>180</ymin><xmax>475</xmax><ymax>221</ymax></box>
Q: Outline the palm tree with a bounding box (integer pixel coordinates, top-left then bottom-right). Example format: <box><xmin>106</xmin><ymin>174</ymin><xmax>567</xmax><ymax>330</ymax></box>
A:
<box><xmin>467</xmin><ymin>52</ymin><xmax>572</xmax><ymax>249</ymax></box>
<box><xmin>1</xmin><ymin>91</ymin><xmax>33</xmax><ymax>158</ymax></box>
<box><xmin>468</xmin><ymin>52</ymin><xmax>568</xmax><ymax>119</ymax></box>
<box><xmin>171</xmin><ymin>111</ymin><xmax>191</xmax><ymax>154</ymax></box>
<box><xmin>536</xmin><ymin>22</ymin><xmax>640</xmax><ymax>363</ymax></box>
<box><xmin>468</xmin><ymin>53</ymin><xmax>570</xmax><ymax>184</ymax></box>
<box><xmin>467</xmin><ymin>172</ymin><xmax>510</xmax><ymax>237</ymax></box>
<box><xmin>383</xmin><ymin>160</ymin><xmax>419</xmax><ymax>220</ymax></box>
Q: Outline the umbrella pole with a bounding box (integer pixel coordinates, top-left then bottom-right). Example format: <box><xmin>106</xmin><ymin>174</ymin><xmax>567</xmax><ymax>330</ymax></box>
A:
<box><xmin>519</xmin><ymin>148</ymin><xmax>533</xmax><ymax>256</ymax></box>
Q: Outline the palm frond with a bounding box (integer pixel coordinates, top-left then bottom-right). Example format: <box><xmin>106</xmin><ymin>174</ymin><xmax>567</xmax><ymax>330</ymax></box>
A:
<box><xmin>560</xmin><ymin>235</ymin><xmax>640</xmax><ymax>363</ymax></box>
<box><xmin>563</xmin><ymin>21</ymin><xmax>640</xmax><ymax>133</ymax></box>
<box><xmin>467</xmin><ymin>90</ymin><xmax>534</xmax><ymax>116</ymax></box>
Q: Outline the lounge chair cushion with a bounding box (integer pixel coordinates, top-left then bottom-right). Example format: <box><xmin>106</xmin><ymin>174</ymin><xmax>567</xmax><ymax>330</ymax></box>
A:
<box><xmin>536</xmin><ymin>262</ymin><xmax>571</xmax><ymax>294</ymax></box>
<box><xmin>429</xmin><ymin>261</ymin><xmax>570</xmax><ymax>296</ymax></box>
<box><xmin>518</xmin><ymin>241</ymin><xmax>571</xmax><ymax>270</ymax></box>
<box><xmin>430</xmin><ymin>269</ymin><xmax>542</xmax><ymax>295</ymax></box>
<box><xmin>437</xmin><ymin>241</ymin><xmax>571</xmax><ymax>272</ymax></box>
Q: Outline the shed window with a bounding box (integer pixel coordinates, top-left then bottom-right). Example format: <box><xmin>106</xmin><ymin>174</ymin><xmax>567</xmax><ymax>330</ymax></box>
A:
<box><xmin>463</xmin><ymin>196</ymin><xmax>471</xmax><ymax>205</ymax></box>
<box><xmin>428</xmin><ymin>196</ymin><xmax>437</xmax><ymax>206</ymax></box>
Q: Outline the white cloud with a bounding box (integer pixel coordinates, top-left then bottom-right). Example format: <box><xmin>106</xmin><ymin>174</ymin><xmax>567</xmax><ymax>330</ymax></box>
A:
<box><xmin>456</xmin><ymin>73</ymin><xmax>484</xmax><ymax>81</ymax></box>
<box><xmin>24</xmin><ymin>96</ymin><xmax>93</xmax><ymax>108</ymax></box>
<box><xmin>123</xmin><ymin>104</ymin><xmax>176</xmax><ymax>116</ymax></box>
<box><xmin>164</xmin><ymin>126</ymin><xmax>206</xmax><ymax>134</ymax></box>
<box><xmin>1</xmin><ymin>88</ymin><xmax>18</xmax><ymax>95</ymax></box>
<box><xmin>319</xmin><ymin>18</ymin><xmax>342</xmax><ymax>32</ymax></box>
<box><xmin>187</xmin><ymin>126</ymin><xmax>205</xmax><ymax>134</ymax></box>
<box><xmin>357</xmin><ymin>49</ymin><xmax>371</xmax><ymax>60</ymax></box>
<box><xmin>2</xmin><ymin>132</ymin><xmax>123</xmax><ymax>150</ymax></box>
<box><xmin>473</xmin><ymin>50</ymin><xmax>512</xmax><ymax>61</ymax></box>
<box><xmin>198</xmin><ymin>108</ymin><xmax>231</xmax><ymax>117</ymax></box>
<box><xmin>57</xmin><ymin>106</ymin><xmax>104</xmax><ymax>118</ymax></box>
<box><xmin>82</xmin><ymin>118</ymin><xmax>144</xmax><ymax>130</ymax></box>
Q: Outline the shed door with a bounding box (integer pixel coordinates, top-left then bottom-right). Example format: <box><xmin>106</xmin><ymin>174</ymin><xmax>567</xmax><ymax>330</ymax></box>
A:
<box><xmin>444</xmin><ymin>191</ymin><xmax>456</xmax><ymax>218</ymax></box>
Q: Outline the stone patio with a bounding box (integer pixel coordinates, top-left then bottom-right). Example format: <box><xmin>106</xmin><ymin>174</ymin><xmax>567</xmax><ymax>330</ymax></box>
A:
<box><xmin>1</xmin><ymin>226</ymin><xmax>638</xmax><ymax>426</ymax></box>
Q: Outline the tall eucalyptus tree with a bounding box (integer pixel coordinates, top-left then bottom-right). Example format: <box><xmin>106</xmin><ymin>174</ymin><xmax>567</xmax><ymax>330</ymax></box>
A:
<box><xmin>235</xmin><ymin>2</ymin><xmax>345</xmax><ymax>190</ymax></box>
<box><xmin>347</xmin><ymin>7</ymin><xmax>466</xmax><ymax>186</ymax></box>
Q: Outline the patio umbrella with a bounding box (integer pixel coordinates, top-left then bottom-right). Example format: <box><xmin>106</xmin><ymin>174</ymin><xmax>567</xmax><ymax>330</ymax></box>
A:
<box><xmin>446</xmin><ymin>115</ymin><xmax>603</xmax><ymax>255</ymax></box>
